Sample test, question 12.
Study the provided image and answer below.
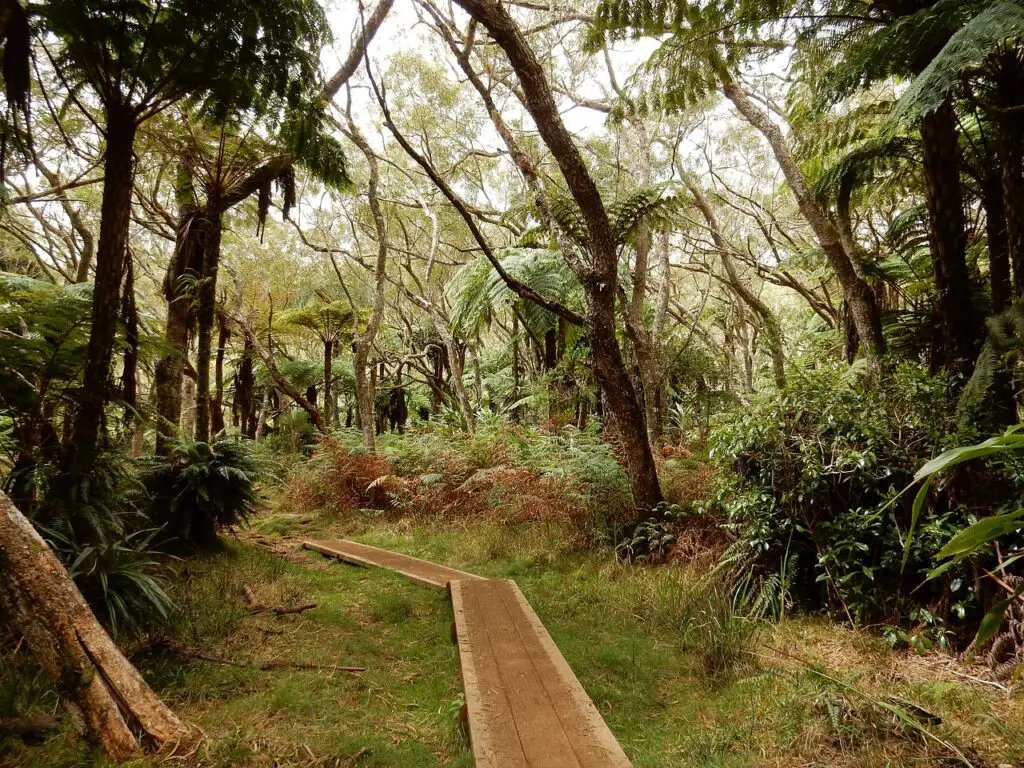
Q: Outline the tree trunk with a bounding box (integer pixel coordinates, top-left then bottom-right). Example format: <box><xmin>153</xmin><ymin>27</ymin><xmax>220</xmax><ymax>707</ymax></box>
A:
<box><xmin>345</xmin><ymin>118</ymin><xmax>389</xmax><ymax>450</ymax></box>
<box><xmin>438</xmin><ymin>323</ymin><xmax>476</xmax><ymax>433</ymax></box>
<box><xmin>236</xmin><ymin>336</ymin><xmax>256</xmax><ymax>438</ymax></box>
<box><xmin>194</xmin><ymin>210</ymin><xmax>222</xmax><ymax>443</ymax></box>
<box><xmin>590</xmin><ymin>289</ymin><xmax>663</xmax><ymax>510</ymax></box>
<box><xmin>919</xmin><ymin>99</ymin><xmax>979</xmax><ymax>374</ymax></box>
<box><xmin>210</xmin><ymin>308</ymin><xmax>229</xmax><ymax>436</ymax></box>
<box><xmin>255</xmin><ymin>388</ymin><xmax>271</xmax><ymax>442</ymax></box>
<box><xmin>511</xmin><ymin>313</ymin><xmax>522</xmax><ymax>421</ymax></box>
<box><xmin>983</xmin><ymin>170</ymin><xmax>1012</xmax><ymax>312</ymax></box>
<box><xmin>119</xmin><ymin>254</ymin><xmax>139</xmax><ymax>417</ymax></box>
<box><xmin>182</xmin><ymin>377</ymin><xmax>196</xmax><ymax>439</ymax></box>
<box><xmin>353</xmin><ymin>343</ymin><xmax>375</xmax><ymax>450</ymax></box>
<box><xmin>449</xmin><ymin>0</ymin><xmax>662</xmax><ymax>511</ymax></box>
<box><xmin>154</xmin><ymin>169</ymin><xmax>201</xmax><ymax>456</ymax></box>
<box><xmin>69</xmin><ymin>103</ymin><xmax>137</xmax><ymax>472</ymax></box>
<box><xmin>720</xmin><ymin>77</ymin><xmax>886</xmax><ymax>358</ymax></box>
<box><xmin>0</xmin><ymin>491</ymin><xmax>194</xmax><ymax>759</ymax></box>
<box><xmin>322</xmin><ymin>338</ymin><xmax>333</xmax><ymax>428</ymax></box>
<box><xmin>997</xmin><ymin>77</ymin><xmax>1024</xmax><ymax>297</ymax></box>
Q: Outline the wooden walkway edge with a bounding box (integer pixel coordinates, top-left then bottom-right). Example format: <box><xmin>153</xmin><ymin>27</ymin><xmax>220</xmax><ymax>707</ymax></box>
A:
<box><xmin>302</xmin><ymin>539</ymin><xmax>483</xmax><ymax>589</ymax></box>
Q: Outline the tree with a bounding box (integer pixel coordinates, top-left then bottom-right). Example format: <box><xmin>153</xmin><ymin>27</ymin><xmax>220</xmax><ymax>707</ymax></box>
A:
<box><xmin>590</xmin><ymin>4</ymin><xmax>888</xmax><ymax>359</ymax></box>
<box><xmin>34</xmin><ymin>0</ymin><xmax>332</xmax><ymax>469</ymax></box>
<box><xmin>391</xmin><ymin>0</ymin><xmax>664</xmax><ymax>510</ymax></box>
<box><xmin>0</xmin><ymin>489</ymin><xmax>194</xmax><ymax>758</ymax></box>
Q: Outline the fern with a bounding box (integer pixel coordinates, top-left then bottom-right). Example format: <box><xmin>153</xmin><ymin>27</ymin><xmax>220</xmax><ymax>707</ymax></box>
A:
<box><xmin>893</xmin><ymin>2</ymin><xmax>1024</xmax><ymax>123</ymax></box>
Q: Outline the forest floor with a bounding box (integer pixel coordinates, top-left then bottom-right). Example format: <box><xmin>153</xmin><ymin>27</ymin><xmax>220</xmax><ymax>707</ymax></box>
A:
<box><xmin>5</xmin><ymin>509</ymin><xmax>1024</xmax><ymax>768</ymax></box>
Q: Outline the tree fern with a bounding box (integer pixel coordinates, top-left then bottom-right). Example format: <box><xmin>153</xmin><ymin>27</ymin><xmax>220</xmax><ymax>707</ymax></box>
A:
<box><xmin>892</xmin><ymin>2</ymin><xmax>1024</xmax><ymax>123</ymax></box>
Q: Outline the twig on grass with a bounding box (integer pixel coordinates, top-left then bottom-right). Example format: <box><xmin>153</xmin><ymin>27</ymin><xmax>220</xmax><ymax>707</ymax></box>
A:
<box><xmin>182</xmin><ymin>648</ymin><xmax>364</xmax><ymax>674</ymax></box>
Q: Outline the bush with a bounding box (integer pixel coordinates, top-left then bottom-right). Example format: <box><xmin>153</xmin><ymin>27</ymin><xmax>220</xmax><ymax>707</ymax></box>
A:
<box><xmin>284</xmin><ymin>437</ymin><xmax>396</xmax><ymax>516</ymax></box>
<box><xmin>17</xmin><ymin>451</ymin><xmax>175</xmax><ymax>640</ymax></box>
<box><xmin>143</xmin><ymin>438</ymin><xmax>266</xmax><ymax>552</ymax></box>
<box><xmin>707</xmin><ymin>362</ymin><xmax>1017</xmax><ymax>636</ymax></box>
<box><xmin>283</xmin><ymin>422</ymin><xmax>633</xmax><ymax>542</ymax></box>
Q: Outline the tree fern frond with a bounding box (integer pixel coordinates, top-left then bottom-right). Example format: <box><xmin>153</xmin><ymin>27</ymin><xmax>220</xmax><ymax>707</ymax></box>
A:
<box><xmin>892</xmin><ymin>2</ymin><xmax>1024</xmax><ymax>123</ymax></box>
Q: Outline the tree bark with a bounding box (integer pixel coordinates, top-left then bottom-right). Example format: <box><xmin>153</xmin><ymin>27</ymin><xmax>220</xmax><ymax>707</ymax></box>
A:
<box><xmin>919</xmin><ymin>99</ymin><xmax>979</xmax><ymax>373</ymax></box>
<box><xmin>0</xmin><ymin>491</ymin><xmax>194</xmax><ymax>759</ymax></box>
<box><xmin>983</xmin><ymin>170</ymin><xmax>1012</xmax><ymax>312</ymax></box>
<box><xmin>720</xmin><ymin>77</ymin><xmax>886</xmax><ymax>359</ymax></box>
<box><xmin>154</xmin><ymin>167</ymin><xmax>201</xmax><ymax>456</ymax></box>
<box><xmin>322</xmin><ymin>338</ymin><xmax>333</xmax><ymax>429</ymax></box>
<box><xmin>345</xmin><ymin>120</ymin><xmax>389</xmax><ymax>451</ymax></box>
<box><xmin>236</xmin><ymin>336</ymin><xmax>257</xmax><ymax>438</ymax></box>
<box><xmin>211</xmin><ymin>307</ymin><xmax>229</xmax><ymax>436</ymax></box>
<box><xmin>69</xmin><ymin>102</ymin><xmax>137</xmax><ymax>472</ymax></box>
<box><xmin>996</xmin><ymin>55</ymin><xmax>1024</xmax><ymax>297</ymax></box>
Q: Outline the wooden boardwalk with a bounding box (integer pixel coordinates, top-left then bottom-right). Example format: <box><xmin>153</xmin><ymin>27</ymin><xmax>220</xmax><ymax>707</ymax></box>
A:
<box><xmin>302</xmin><ymin>539</ymin><xmax>483</xmax><ymax>589</ymax></box>
<box><xmin>305</xmin><ymin>538</ymin><xmax>631</xmax><ymax>767</ymax></box>
<box><xmin>451</xmin><ymin>579</ymin><xmax>631</xmax><ymax>768</ymax></box>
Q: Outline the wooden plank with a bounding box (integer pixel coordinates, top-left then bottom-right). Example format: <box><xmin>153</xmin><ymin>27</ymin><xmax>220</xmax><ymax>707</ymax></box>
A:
<box><xmin>451</xmin><ymin>579</ymin><xmax>632</xmax><ymax>768</ymax></box>
<box><xmin>302</xmin><ymin>539</ymin><xmax>483</xmax><ymax>589</ymax></box>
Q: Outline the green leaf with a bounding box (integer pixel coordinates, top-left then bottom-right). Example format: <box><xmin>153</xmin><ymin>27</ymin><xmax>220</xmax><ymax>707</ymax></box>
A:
<box><xmin>971</xmin><ymin>584</ymin><xmax>1024</xmax><ymax>656</ymax></box>
<box><xmin>936</xmin><ymin>509</ymin><xmax>1024</xmax><ymax>560</ymax></box>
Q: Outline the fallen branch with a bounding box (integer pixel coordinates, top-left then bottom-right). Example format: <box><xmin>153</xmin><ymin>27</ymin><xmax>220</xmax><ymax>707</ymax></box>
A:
<box><xmin>0</xmin><ymin>715</ymin><xmax>58</xmax><ymax>737</ymax></box>
<box><xmin>241</xmin><ymin>584</ymin><xmax>318</xmax><ymax>617</ymax></box>
<box><xmin>184</xmin><ymin>649</ymin><xmax>364</xmax><ymax>674</ymax></box>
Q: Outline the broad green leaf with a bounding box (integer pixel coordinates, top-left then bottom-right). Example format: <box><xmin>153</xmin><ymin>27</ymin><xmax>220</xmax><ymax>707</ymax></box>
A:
<box><xmin>937</xmin><ymin>510</ymin><xmax>1024</xmax><ymax>560</ymax></box>
<box><xmin>913</xmin><ymin>435</ymin><xmax>1024</xmax><ymax>483</ymax></box>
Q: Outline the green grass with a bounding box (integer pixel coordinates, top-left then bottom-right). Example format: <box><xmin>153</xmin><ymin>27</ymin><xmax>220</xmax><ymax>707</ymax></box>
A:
<box><xmin>3</xmin><ymin>517</ymin><xmax>1023</xmax><ymax>767</ymax></box>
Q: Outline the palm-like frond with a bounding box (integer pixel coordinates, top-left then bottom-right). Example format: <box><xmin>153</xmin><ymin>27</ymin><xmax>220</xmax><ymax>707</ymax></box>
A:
<box><xmin>893</xmin><ymin>2</ymin><xmax>1024</xmax><ymax>123</ymax></box>
<box><xmin>448</xmin><ymin>248</ymin><xmax>582</xmax><ymax>338</ymax></box>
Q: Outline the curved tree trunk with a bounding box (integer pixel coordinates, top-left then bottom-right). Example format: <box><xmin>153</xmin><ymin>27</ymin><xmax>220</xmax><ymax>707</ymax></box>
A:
<box><xmin>0</xmin><ymin>491</ymin><xmax>194</xmax><ymax>759</ymax></box>
<box><xmin>720</xmin><ymin>77</ymin><xmax>885</xmax><ymax>359</ymax></box>
<box><xmin>69</xmin><ymin>103</ymin><xmax>138</xmax><ymax>472</ymax></box>
<box><xmin>447</xmin><ymin>0</ymin><xmax>662</xmax><ymax>510</ymax></box>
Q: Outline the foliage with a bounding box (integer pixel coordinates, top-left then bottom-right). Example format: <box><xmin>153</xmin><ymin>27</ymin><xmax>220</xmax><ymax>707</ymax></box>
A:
<box><xmin>56</xmin><ymin>526</ymin><xmax>174</xmax><ymax>640</ymax></box>
<box><xmin>16</xmin><ymin>450</ymin><xmax>176</xmax><ymax>641</ymax></box>
<box><xmin>34</xmin><ymin>0</ymin><xmax>332</xmax><ymax>124</ymax></box>
<box><xmin>705</xmin><ymin>362</ymin><xmax>1013</xmax><ymax>632</ymax></box>
<box><xmin>142</xmin><ymin>438</ymin><xmax>266</xmax><ymax>552</ymax></box>
<box><xmin>892</xmin><ymin>2</ymin><xmax>1024</xmax><ymax>123</ymax></box>
<box><xmin>906</xmin><ymin>426</ymin><xmax>1024</xmax><ymax>652</ymax></box>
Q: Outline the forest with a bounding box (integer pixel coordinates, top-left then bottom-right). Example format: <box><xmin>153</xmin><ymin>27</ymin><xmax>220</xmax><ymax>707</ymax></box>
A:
<box><xmin>2</xmin><ymin>0</ymin><xmax>1024</xmax><ymax>765</ymax></box>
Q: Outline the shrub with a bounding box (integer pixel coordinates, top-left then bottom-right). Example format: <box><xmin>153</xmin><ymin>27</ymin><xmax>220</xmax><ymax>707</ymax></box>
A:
<box><xmin>283</xmin><ymin>438</ymin><xmax>395</xmax><ymax>515</ymax></box>
<box><xmin>20</xmin><ymin>451</ymin><xmax>175</xmax><ymax>640</ymax></box>
<box><xmin>143</xmin><ymin>438</ymin><xmax>265</xmax><ymax>552</ymax></box>
<box><xmin>707</xmin><ymin>362</ymin><xmax>1015</xmax><ymax>635</ymax></box>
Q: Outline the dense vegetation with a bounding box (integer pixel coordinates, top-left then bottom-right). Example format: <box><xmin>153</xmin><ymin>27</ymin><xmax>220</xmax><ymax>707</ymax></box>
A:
<box><xmin>2</xmin><ymin>0</ymin><xmax>1024</xmax><ymax>764</ymax></box>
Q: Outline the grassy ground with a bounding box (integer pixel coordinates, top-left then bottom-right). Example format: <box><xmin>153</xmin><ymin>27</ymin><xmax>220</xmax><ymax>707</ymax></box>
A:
<box><xmin>4</xmin><ymin>509</ymin><xmax>1024</xmax><ymax>767</ymax></box>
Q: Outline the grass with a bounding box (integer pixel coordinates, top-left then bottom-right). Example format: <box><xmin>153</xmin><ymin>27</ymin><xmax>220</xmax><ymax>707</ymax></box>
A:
<box><xmin>3</xmin><ymin>512</ymin><xmax>1024</xmax><ymax>767</ymax></box>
